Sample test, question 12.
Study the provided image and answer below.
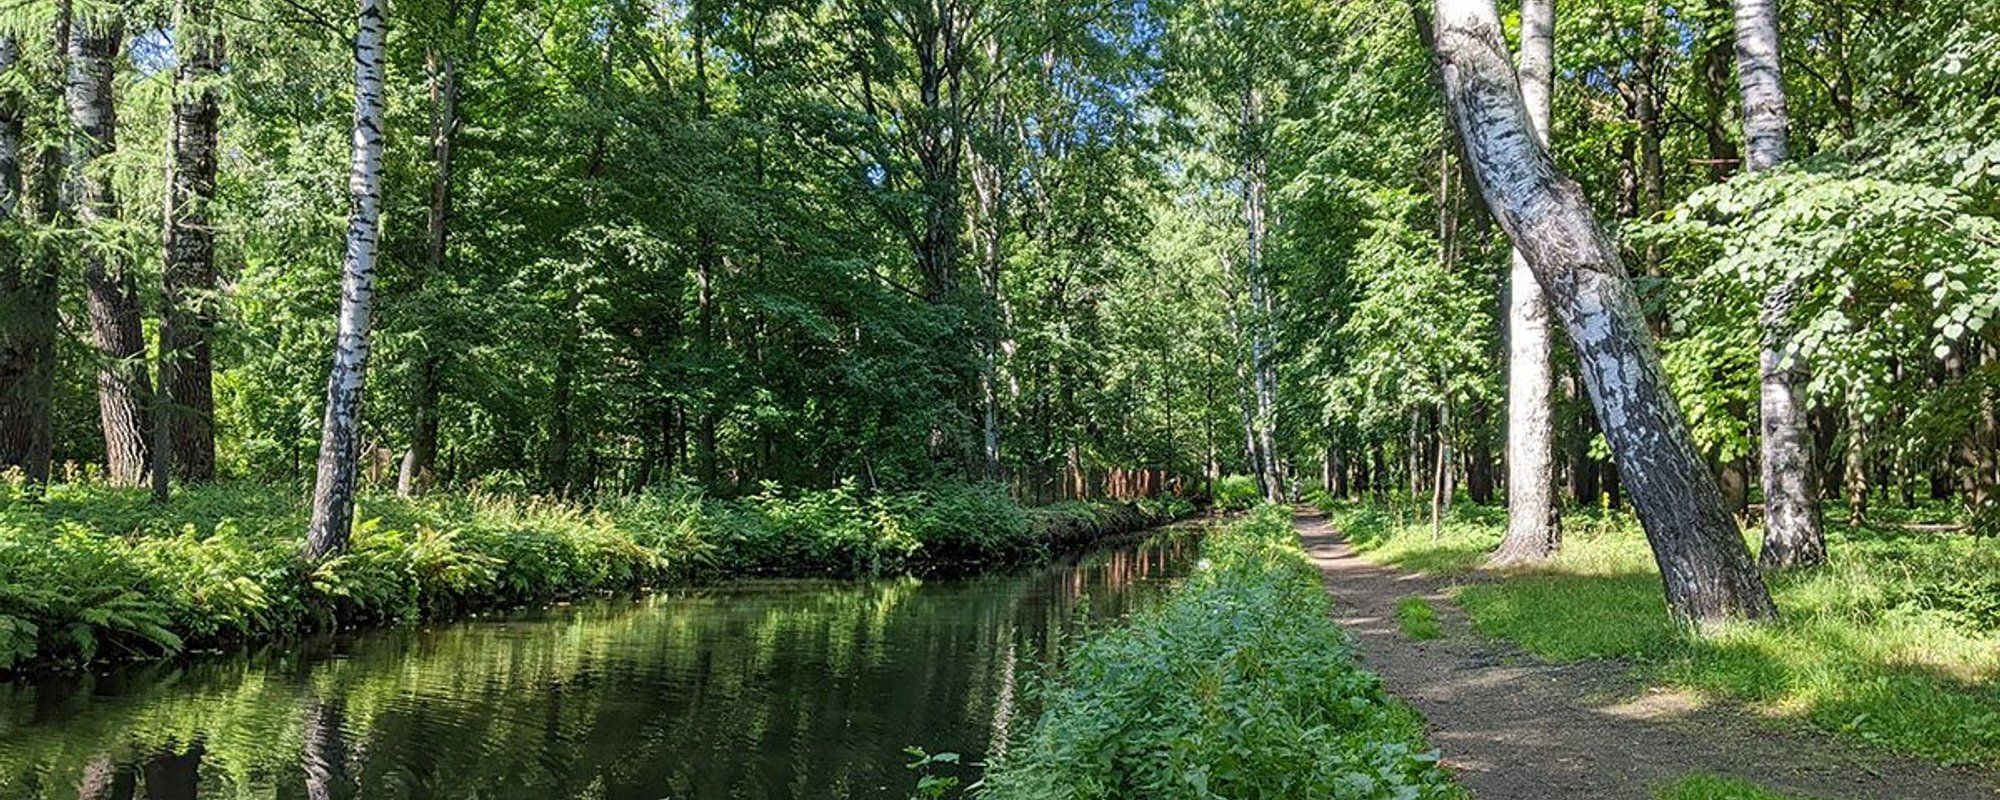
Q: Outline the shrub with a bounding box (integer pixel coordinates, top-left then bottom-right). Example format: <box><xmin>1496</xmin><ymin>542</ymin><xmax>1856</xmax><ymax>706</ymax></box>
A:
<box><xmin>982</xmin><ymin>506</ymin><xmax>1461</xmax><ymax>800</ymax></box>
<box><xmin>1211</xmin><ymin>474</ymin><xmax>1261</xmax><ymax>511</ymax></box>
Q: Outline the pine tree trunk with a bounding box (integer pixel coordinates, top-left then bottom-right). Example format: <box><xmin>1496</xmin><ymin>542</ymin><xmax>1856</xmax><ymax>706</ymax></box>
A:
<box><xmin>1733</xmin><ymin>0</ymin><xmax>1825</xmax><ymax>570</ymax></box>
<box><xmin>161</xmin><ymin>0</ymin><xmax>223</xmax><ymax>484</ymax></box>
<box><xmin>0</xmin><ymin>33</ymin><xmax>58</xmax><ymax>483</ymax></box>
<box><xmin>69</xmin><ymin>15</ymin><xmax>154</xmax><ymax>487</ymax></box>
<box><xmin>1431</xmin><ymin>0</ymin><xmax>1777</xmax><ymax>622</ymax></box>
<box><xmin>1492</xmin><ymin>0</ymin><xmax>1561</xmax><ymax>564</ymax></box>
<box><xmin>306</xmin><ymin>0</ymin><xmax>388</xmax><ymax>561</ymax></box>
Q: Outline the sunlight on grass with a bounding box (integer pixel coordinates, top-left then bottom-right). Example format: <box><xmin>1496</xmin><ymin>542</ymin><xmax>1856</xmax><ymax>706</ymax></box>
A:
<box><xmin>1654</xmin><ymin>773</ymin><xmax>1821</xmax><ymax>800</ymax></box>
<box><xmin>1319</xmin><ymin>498</ymin><xmax>2000</xmax><ymax>768</ymax></box>
<box><xmin>1395</xmin><ymin>596</ymin><xmax>1442</xmax><ymax>640</ymax></box>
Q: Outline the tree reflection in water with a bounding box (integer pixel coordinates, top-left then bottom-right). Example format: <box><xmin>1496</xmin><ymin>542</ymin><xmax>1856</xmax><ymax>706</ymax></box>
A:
<box><xmin>0</xmin><ymin>533</ymin><xmax>1197</xmax><ymax>800</ymax></box>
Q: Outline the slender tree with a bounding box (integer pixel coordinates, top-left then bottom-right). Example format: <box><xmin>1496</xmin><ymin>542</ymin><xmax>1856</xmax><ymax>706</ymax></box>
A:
<box><xmin>398</xmin><ymin>0</ymin><xmax>488</xmax><ymax>498</ymax></box>
<box><xmin>0</xmin><ymin>32</ymin><xmax>57</xmax><ymax>484</ymax></box>
<box><xmin>1429</xmin><ymin>0</ymin><xmax>1777</xmax><ymax>622</ymax></box>
<box><xmin>1490</xmin><ymin>0</ymin><xmax>1560</xmax><ymax>565</ymax></box>
<box><xmin>160</xmin><ymin>0</ymin><xmax>224</xmax><ymax>484</ymax></box>
<box><xmin>69</xmin><ymin>8</ymin><xmax>153</xmax><ymax>486</ymax></box>
<box><xmin>306</xmin><ymin>0</ymin><xmax>389</xmax><ymax>560</ymax></box>
<box><xmin>1732</xmin><ymin>0</ymin><xmax>1825</xmax><ymax>570</ymax></box>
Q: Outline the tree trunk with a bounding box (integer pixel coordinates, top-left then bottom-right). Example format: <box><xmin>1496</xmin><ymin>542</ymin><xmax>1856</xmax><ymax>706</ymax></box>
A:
<box><xmin>1733</xmin><ymin>0</ymin><xmax>1825</xmax><ymax>570</ymax></box>
<box><xmin>1430</xmin><ymin>0</ymin><xmax>1777</xmax><ymax>622</ymax></box>
<box><xmin>306</xmin><ymin>0</ymin><xmax>388</xmax><ymax>561</ymax></box>
<box><xmin>69</xmin><ymin>14</ymin><xmax>154</xmax><ymax>487</ymax></box>
<box><xmin>396</xmin><ymin>360</ymin><xmax>438</xmax><ymax>496</ymax></box>
<box><xmin>0</xmin><ymin>33</ymin><xmax>58</xmax><ymax>484</ymax></box>
<box><xmin>160</xmin><ymin>0</ymin><xmax>223</xmax><ymax>485</ymax></box>
<box><xmin>1842</xmin><ymin>399</ymin><xmax>1868</xmax><ymax>525</ymax></box>
<box><xmin>1492</xmin><ymin>0</ymin><xmax>1561</xmax><ymax>565</ymax></box>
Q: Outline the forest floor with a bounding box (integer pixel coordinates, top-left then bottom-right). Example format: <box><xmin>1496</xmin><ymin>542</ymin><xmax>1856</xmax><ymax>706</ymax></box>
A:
<box><xmin>1297</xmin><ymin>511</ymin><xmax>2000</xmax><ymax>800</ymax></box>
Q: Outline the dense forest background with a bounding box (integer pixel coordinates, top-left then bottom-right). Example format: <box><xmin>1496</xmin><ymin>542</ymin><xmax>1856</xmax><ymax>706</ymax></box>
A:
<box><xmin>1</xmin><ymin>0</ymin><xmax>1996</xmax><ymax>524</ymax></box>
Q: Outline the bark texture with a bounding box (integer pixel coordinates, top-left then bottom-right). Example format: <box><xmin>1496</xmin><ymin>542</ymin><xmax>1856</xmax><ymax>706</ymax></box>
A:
<box><xmin>1491</xmin><ymin>0</ymin><xmax>1561</xmax><ymax>565</ymax></box>
<box><xmin>69</xmin><ymin>15</ymin><xmax>154</xmax><ymax>486</ymax></box>
<box><xmin>1733</xmin><ymin>0</ymin><xmax>1825</xmax><ymax>570</ymax></box>
<box><xmin>1432</xmin><ymin>0</ymin><xmax>1777</xmax><ymax>622</ymax></box>
<box><xmin>0</xmin><ymin>34</ymin><xmax>57</xmax><ymax>482</ymax></box>
<box><xmin>307</xmin><ymin>0</ymin><xmax>389</xmax><ymax>561</ymax></box>
<box><xmin>161</xmin><ymin>0</ymin><xmax>223</xmax><ymax>483</ymax></box>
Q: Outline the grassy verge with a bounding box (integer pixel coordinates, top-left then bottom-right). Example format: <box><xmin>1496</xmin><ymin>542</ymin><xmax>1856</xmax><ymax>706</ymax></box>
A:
<box><xmin>981</xmin><ymin>505</ymin><xmax>1463</xmax><ymax>800</ymax></box>
<box><xmin>0</xmin><ymin>479</ymin><xmax>1193</xmax><ymax>672</ymax></box>
<box><xmin>1653</xmin><ymin>773</ymin><xmax>1820</xmax><ymax>800</ymax></box>
<box><xmin>1396</xmin><ymin>596</ymin><xmax>1443</xmax><ymax>640</ymax></box>
<box><xmin>1320</xmin><ymin>498</ymin><xmax>2000</xmax><ymax>768</ymax></box>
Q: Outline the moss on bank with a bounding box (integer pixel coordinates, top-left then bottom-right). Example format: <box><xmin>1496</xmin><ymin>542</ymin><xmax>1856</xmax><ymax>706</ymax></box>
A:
<box><xmin>0</xmin><ymin>480</ymin><xmax>1193</xmax><ymax>672</ymax></box>
<box><xmin>981</xmin><ymin>505</ymin><xmax>1463</xmax><ymax>800</ymax></box>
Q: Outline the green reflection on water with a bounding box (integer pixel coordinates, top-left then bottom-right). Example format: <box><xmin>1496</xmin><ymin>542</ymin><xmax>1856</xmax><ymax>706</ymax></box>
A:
<box><xmin>0</xmin><ymin>534</ymin><xmax>1198</xmax><ymax>800</ymax></box>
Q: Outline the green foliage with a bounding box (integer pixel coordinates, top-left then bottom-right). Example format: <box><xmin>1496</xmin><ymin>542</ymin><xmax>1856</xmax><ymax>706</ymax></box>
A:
<box><xmin>982</xmin><ymin>506</ymin><xmax>1462</xmax><ymax>800</ymax></box>
<box><xmin>0</xmin><ymin>480</ymin><xmax>1190</xmax><ymax>671</ymax></box>
<box><xmin>1211</xmin><ymin>474</ymin><xmax>1262</xmax><ymax>511</ymax></box>
<box><xmin>1394</xmin><ymin>596</ymin><xmax>1442</xmax><ymax>640</ymax></box>
<box><xmin>1653</xmin><ymin>773</ymin><xmax>1821</xmax><ymax>800</ymax></box>
<box><xmin>1324</xmin><ymin>501</ymin><xmax>2000</xmax><ymax>768</ymax></box>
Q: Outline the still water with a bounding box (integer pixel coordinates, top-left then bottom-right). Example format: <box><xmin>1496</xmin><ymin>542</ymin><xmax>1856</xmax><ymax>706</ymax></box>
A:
<box><xmin>0</xmin><ymin>534</ymin><xmax>1198</xmax><ymax>800</ymax></box>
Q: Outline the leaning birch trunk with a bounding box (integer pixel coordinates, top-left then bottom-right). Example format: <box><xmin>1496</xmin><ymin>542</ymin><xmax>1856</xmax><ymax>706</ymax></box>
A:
<box><xmin>1733</xmin><ymin>0</ymin><xmax>1825</xmax><ymax>570</ymax></box>
<box><xmin>306</xmin><ymin>0</ymin><xmax>388</xmax><ymax>561</ymax></box>
<box><xmin>1490</xmin><ymin>0</ymin><xmax>1561</xmax><ymax>565</ymax></box>
<box><xmin>69</xmin><ymin>13</ymin><xmax>154</xmax><ymax>487</ymax></box>
<box><xmin>161</xmin><ymin>0</ymin><xmax>223</xmax><ymax>484</ymax></box>
<box><xmin>1430</xmin><ymin>0</ymin><xmax>1777</xmax><ymax>622</ymax></box>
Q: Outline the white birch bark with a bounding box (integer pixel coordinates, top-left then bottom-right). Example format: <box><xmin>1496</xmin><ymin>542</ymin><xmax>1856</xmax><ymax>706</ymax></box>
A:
<box><xmin>307</xmin><ymin>0</ymin><xmax>389</xmax><ymax>560</ymax></box>
<box><xmin>1732</xmin><ymin>0</ymin><xmax>1825</xmax><ymax>570</ymax></box>
<box><xmin>1491</xmin><ymin>0</ymin><xmax>1561</xmax><ymax>565</ymax></box>
<box><xmin>1431</xmin><ymin>0</ymin><xmax>1776</xmax><ymax>622</ymax></box>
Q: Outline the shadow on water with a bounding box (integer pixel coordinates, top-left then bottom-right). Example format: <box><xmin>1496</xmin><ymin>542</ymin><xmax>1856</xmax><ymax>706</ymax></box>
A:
<box><xmin>0</xmin><ymin>534</ymin><xmax>1200</xmax><ymax>800</ymax></box>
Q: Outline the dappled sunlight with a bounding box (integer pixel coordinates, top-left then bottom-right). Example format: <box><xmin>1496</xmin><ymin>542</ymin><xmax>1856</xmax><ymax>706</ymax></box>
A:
<box><xmin>1325</xmin><ymin>500</ymin><xmax>2000</xmax><ymax>768</ymax></box>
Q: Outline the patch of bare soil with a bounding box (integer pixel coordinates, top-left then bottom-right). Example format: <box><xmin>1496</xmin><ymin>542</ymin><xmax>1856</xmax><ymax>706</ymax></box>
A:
<box><xmin>1295</xmin><ymin>512</ymin><xmax>1999</xmax><ymax>800</ymax></box>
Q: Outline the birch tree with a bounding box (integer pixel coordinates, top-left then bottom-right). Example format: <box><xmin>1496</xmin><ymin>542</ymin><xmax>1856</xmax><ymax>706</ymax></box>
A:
<box><xmin>1429</xmin><ymin>0</ymin><xmax>1777</xmax><ymax>622</ymax></box>
<box><xmin>1490</xmin><ymin>0</ymin><xmax>1560</xmax><ymax>565</ymax></box>
<box><xmin>306</xmin><ymin>0</ymin><xmax>389</xmax><ymax>560</ymax></box>
<box><xmin>1732</xmin><ymin>0</ymin><xmax>1825</xmax><ymax>570</ymax></box>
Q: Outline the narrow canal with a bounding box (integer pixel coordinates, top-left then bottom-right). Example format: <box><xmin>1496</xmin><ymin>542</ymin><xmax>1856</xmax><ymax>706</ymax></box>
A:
<box><xmin>0</xmin><ymin>532</ymin><xmax>1198</xmax><ymax>800</ymax></box>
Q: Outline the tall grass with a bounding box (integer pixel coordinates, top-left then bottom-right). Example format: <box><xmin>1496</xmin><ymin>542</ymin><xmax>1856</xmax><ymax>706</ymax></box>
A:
<box><xmin>981</xmin><ymin>506</ymin><xmax>1463</xmax><ymax>800</ymax></box>
<box><xmin>0</xmin><ymin>478</ymin><xmax>1195</xmax><ymax>672</ymax></box>
<box><xmin>1320</xmin><ymin>497</ymin><xmax>2000</xmax><ymax>768</ymax></box>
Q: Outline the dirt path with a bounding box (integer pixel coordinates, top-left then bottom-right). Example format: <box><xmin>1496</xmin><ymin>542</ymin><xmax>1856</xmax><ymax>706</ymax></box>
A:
<box><xmin>1296</xmin><ymin>513</ymin><xmax>1999</xmax><ymax>800</ymax></box>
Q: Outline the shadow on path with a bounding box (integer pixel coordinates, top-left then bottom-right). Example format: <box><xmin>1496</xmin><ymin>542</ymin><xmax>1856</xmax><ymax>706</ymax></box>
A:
<box><xmin>1296</xmin><ymin>512</ymin><xmax>1998</xmax><ymax>800</ymax></box>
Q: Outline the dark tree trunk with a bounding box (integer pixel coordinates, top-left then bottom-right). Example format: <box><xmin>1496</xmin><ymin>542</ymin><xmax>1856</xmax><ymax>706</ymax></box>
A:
<box><xmin>69</xmin><ymin>14</ymin><xmax>154</xmax><ymax>487</ymax></box>
<box><xmin>1431</xmin><ymin>0</ymin><xmax>1777</xmax><ymax>622</ymax></box>
<box><xmin>160</xmin><ymin>0</ymin><xmax>223</xmax><ymax>484</ymax></box>
<box><xmin>0</xmin><ymin>33</ymin><xmax>58</xmax><ymax>483</ymax></box>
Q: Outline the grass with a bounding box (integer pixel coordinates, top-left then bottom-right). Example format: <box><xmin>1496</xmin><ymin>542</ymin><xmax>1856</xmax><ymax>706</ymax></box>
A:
<box><xmin>1653</xmin><ymin>773</ymin><xmax>1821</xmax><ymax>800</ymax></box>
<box><xmin>980</xmin><ymin>505</ymin><xmax>1463</xmax><ymax>800</ymax></box>
<box><xmin>1395</xmin><ymin>596</ymin><xmax>1443</xmax><ymax>640</ymax></box>
<box><xmin>0</xmin><ymin>478</ymin><xmax>1195</xmax><ymax>672</ymax></box>
<box><xmin>1320</xmin><ymin>496</ymin><xmax>2000</xmax><ymax>769</ymax></box>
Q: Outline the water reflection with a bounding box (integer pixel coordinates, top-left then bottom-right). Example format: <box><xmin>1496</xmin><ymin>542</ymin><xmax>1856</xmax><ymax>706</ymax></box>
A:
<box><xmin>0</xmin><ymin>534</ymin><xmax>1197</xmax><ymax>800</ymax></box>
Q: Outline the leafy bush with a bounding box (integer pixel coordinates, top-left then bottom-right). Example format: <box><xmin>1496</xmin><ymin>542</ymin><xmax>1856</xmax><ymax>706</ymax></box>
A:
<box><xmin>982</xmin><ymin>506</ymin><xmax>1461</xmax><ymax>800</ymax></box>
<box><xmin>1211</xmin><ymin>474</ymin><xmax>1262</xmax><ymax>511</ymax></box>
